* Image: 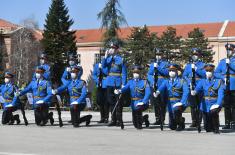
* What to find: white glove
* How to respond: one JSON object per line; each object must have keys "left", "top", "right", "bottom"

{"left": 191, "top": 90, "right": 197, "bottom": 96}
{"left": 121, "top": 85, "right": 125, "bottom": 88}
{"left": 154, "top": 63, "right": 158, "bottom": 68}
{"left": 226, "top": 58, "right": 230, "bottom": 64}
{"left": 5, "top": 104, "right": 13, "bottom": 108}
{"left": 36, "top": 100, "right": 44, "bottom": 104}
{"left": 173, "top": 102, "right": 183, "bottom": 108}
{"left": 98, "top": 63, "right": 102, "bottom": 68}
{"left": 191, "top": 64, "right": 197, "bottom": 70}
{"left": 136, "top": 102, "right": 144, "bottom": 106}
{"left": 66, "top": 67, "right": 71, "bottom": 72}
{"left": 71, "top": 101, "right": 78, "bottom": 105}
{"left": 105, "top": 49, "right": 109, "bottom": 58}
{"left": 210, "top": 104, "right": 220, "bottom": 110}
{"left": 52, "top": 89, "right": 57, "bottom": 95}
{"left": 224, "top": 78, "right": 227, "bottom": 85}
{"left": 14, "top": 91, "right": 20, "bottom": 97}
{"left": 114, "top": 89, "right": 121, "bottom": 95}
{"left": 153, "top": 91, "right": 160, "bottom": 98}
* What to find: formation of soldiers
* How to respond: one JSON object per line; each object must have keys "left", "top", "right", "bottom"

{"left": 1, "top": 41, "right": 235, "bottom": 134}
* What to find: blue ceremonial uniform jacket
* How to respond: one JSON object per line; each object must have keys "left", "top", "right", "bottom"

{"left": 92, "top": 63, "right": 108, "bottom": 89}
{"left": 158, "top": 77, "right": 189, "bottom": 113}
{"left": 102, "top": 55, "right": 127, "bottom": 87}
{"left": 33, "top": 64, "right": 51, "bottom": 81}
{"left": 147, "top": 60, "right": 169, "bottom": 88}
{"left": 20, "top": 79, "right": 52, "bottom": 108}
{"left": 0, "top": 83, "right": 19, "bottom": 110}
{"left": 121, "top": 79, "right": 151, "bottom": 111}
{"left": 183, "top": 61, "right": 206, "bottom": 85}
{"left": 195, "top": 78, "right": 225, "bottom": 112}
{"left": 61, "top": 64, "right": 83, "bottom": 85}
{"left": 214, "top": 56, "right": 235, "bottom": 90}
{"left": 57, "top": 78, "right": 87, "bottom": 106}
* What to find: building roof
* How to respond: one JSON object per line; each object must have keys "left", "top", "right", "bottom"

{"left": 0, "top": 18, "right": 18, "bottom": 30}
{"left": 76, "top": 21, "right": 235, "bottom": 43}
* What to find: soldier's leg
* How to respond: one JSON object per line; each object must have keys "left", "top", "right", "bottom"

{"left": 13, "top": 114, "right": 21, "bottom": 125}
{"left": 132, "top": 110, "right": 138, "bottom": 128}
{"left": 97, "top": 87, "right": 105, "bottom": 123}
{"left": 103, "top": 88, "right": 109, "bottom": 123}
{"left": 2, "top": 110, "right": 11, "bottom": 125}
{"left": 174, "top": 108, "right": 185, "bottom": 131}
{"left": 34, "top": 108, "right": 41, "bottom": 126}
{"left": 169, "top": 112, "right": 177, "bottom": 130}
{"left": 76, "top": 104, "right": 92, "bottom": 126}
{"left": 72, "top": 105, "right": 79, "bottom": 127}
{"left": 230, "top": 91, "right": 235, "bottom": 129}
{"left": 189, "top": 95, "right": 197, "bottom": 127}
{"left": 151, "top": 95, "right": 160, "bottom": 125}
{"left": 40, "top": 105, "right": 49, "bottom": 126}
{"left": 135, "top": 110, "right": 143, "bottom": 129}
{"left": 107, "top": 86, "right": 117, "bottom": 126}
{"left": 116, "top": 98, "right": 123, "bottom": 126}
{"left": 223, "top": 93, "right": 232, "bottom": 129}
{"left": 210, "top": 108, "right": 221, "bottom": 134}
{"left": 202, "top": 112, "right": 212, "bottom": 132}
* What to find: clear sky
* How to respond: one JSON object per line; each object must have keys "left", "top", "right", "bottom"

{"left": 0, "top": 0, "right": 234, "bottom": 30}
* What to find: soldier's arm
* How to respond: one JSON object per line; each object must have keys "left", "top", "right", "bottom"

{"left": 20, "top": 82, "right": 33, "bottom": 96}
{"left": 43, "top": 82, "right": 53, "bottom": 103}
{"left": 229, "top": 59, "right": 235, "bottom": 71}
{"left": 142, "top": 83, "right": 151, "bottom": 104}
{"left": 182, "top": 64, "right": 190, "bottom": 81}
{"left": 120, "top": 81, "right": 130, "bottom": 93}
{"left": 92, "top": 64, "right": 99, "bottom": 85}
{"left": 214, "top": 61, "right": 224, "bottom": 79}
{"left": 180, "top": 81, "right": 189, "bottom": 106}
{"left": 157, "top": 80, "right": 167, "bottom": 93}
{"left": 147, "top": 64, "right": 154, "bottom": 87}
{"left": 77, "top": 66, "right": 83, "bottom": 79}
{"left": 76, "top": 85, "right": 87, "bottom": 104}
{"left": 122, "top": 62, "right": 127, "bottom": 85}
{"left": 195, "top": 63, "right": 206, "bottom": 78}
{"left": 61, "top": 68, "right": 69, "bottom": 84}
{"left": 57, "top": 82, "right": 70, "bottom": 94}
{"left": 216, "top": 82, "right": 225, "bottom": 106}
{"left": 158, "top": 64, "right": 169, "bottom": 76}
{"left": 195, "top": 80, "right": 203, "bottom": 93}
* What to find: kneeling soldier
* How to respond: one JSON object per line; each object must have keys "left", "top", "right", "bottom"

{"left": 114, "top": 65, "right": 150, "bottom": 129}
{"left": 52, "top": 66, "right": 92, "bottom": 127}
{"left": 0, "top": 72, "right": 20, "bottom": 125}
{"left": 191, "top": 64, "right": 225, "bottom": 134}
{"left": 19, "top": 67, "right": 54, "bottom": 126}
{"left": 154, "top": 64, "right": 189, "bottom": 131}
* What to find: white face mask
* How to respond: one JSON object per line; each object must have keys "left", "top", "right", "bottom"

{"left": 133, "top": 73, "right": 140, "bottom": 79}
{"left": 69, "top": 61, "right": 75, "bottom": 66}
{"left": 206, "top": 71, "right": 213, "bottom": 79}
{"left": 109, "top": 48, "right": 115, "bottom": 55}
{"left": 71, "top": 73, "right": 77, "bottom": 79}
{"left": 40, "top": 59, "right": 45, "bottom": 65}
{"left": 192, "top": 55, "right": 198, "bottom": 62}
{"left": 35, "top": 73, "right": 41, "bottom": 79}
{"left": 4, "top": 78, "right": 10, "bottom": 84}
{"left": 156, "top": 55, "right": 162, "bottom": 60}
{"left": 169, "top": 71, "right": 176, "bottom": 78}
{"left": 227, "top": 50, "right": 234, "bottom": 57}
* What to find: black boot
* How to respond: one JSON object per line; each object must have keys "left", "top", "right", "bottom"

{"left": 190, "top": 121, "right": 197, "bottom": 128}
{"left": 153, "top": 118, "right": 161, "bottom": 125}
{"left": 176, "top": 117, "right": 185, "bottom": 131}
{"left": 143, "top": 114, "right": 150, "bottom": 128}
{"left": 14, "top": 114, "right": 21, "bottom": 125}
{"left": 49, "top": 112, "right": 54, "bottom": 125}
{"left": 222, "top": 122, "right": 231, "bottom": 129}
{"left": 136, "top": 113, "right": 143, "bottom": 130}
{"left": 8, "top": 114, "right": 14, "bottom": 125}
{"left": 85, "top": 115, "right": 92, "bottom": 126}
{"left": 108, "top": 121, "right": 117, "bottom": 126}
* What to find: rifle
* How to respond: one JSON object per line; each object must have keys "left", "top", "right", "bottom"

{"left": 153, "top": 48, "right": 163, "bottom": 131}
{"left": 226, "top": 50, "right": 230, "bottom": 93}
{"left": 112, "top": 82, "right": 124, "bottom": 129}
{"left": 191, "top": 59, "right": 201, "bottom": 133}
{"left": 98, "top": 48, "right": 103, "bottom": 88}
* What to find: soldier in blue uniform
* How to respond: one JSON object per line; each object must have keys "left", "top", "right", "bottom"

{"left": 33, "top": 53, "right": 51, "bottom": 81}
{"left": 191, "top": 64, "right": 225, "bottom": 134}
{"left": 115, "top": 65, "right": 150, "bottom": 129}
{"left": 215, "top": 43, "right": 235, "bottom": 129}
{"left": 102, "top": 42, "right": 127, "bottom": 126}
{"left": 52, "top": 66, "right": 92, "bottom": 127}
{"left": 154, "top": 64, "right": 189, "bottom": 131}
{"left": 92, "top": 56, "right": 109, "bottom": 123}
{"left": 0, "top": 72, "right": 21, "bottom": 125}
{"left": 19, "top": 67, "right": 54, "bottom": 126}
{"left": 182, "top": 48, "right": 206, "bottom": 127}
{"left": 147, "top": 48, "right": 169, "bottom": 125}
{"left": 61, "top": 53, "right": 83, "bottom": 85}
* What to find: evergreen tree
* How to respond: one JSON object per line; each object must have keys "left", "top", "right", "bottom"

{"left": 97, "top": 0, "right": 127, "bottom": 47}
{"left": 124, "top": 26, "right": 158, "bottom": 77}
{"left": 41, "top": 0, "right": 77, "bottom": 84}
{"left": 183, "top": 28, "right": 214, "bottom": 63}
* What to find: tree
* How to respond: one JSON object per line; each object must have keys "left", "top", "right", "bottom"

{"left": 97, "top": 0, "right": 127, "bottom": 47}
{"left": 41, "top": 0, "right": 77, "bottom": 84}
{"left": 124, "top": 26, "right": 158, "bottom": 77}
{"left": 20, "top": 15, "right": 39, "bottom": 30}
{"left": 183, "top": 28, "right": 214, "bottom": 63}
